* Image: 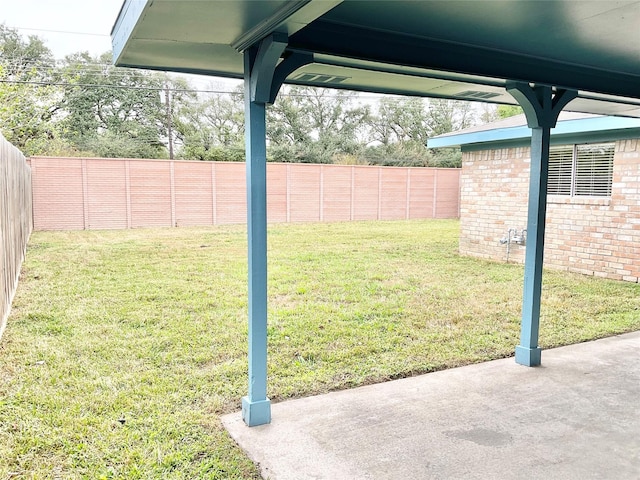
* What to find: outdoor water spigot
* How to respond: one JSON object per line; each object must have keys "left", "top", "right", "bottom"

{"left": 513, "top": 230, "right": 526, "bottom": 245}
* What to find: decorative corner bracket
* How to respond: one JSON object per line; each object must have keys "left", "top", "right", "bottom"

{"left": 269, "top": 51, "right": 314, "bottom": 104}
{"left": 247, "top": 32, "right": 288, "bottom": 104}
{"left": 245, "top": 33, "right": 314, "bottom": 105}
{"left": 506, "top": 82, "right": 578, "bottom": 129}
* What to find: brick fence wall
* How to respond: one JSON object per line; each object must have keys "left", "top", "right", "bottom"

{"left": 460, "top": 139, "right": 640, "bottom": 282}
{"left": 30, "top": 157, "right": 460, "bottom": 231}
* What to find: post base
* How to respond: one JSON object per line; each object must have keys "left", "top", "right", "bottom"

{"left": 242, "top": 396, "right": 271, "bottom": 426}
{"left": 515, "top": 345, "right": 542, "bottom": 366}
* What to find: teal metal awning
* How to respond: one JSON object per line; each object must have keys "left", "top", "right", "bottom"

{"left": 111, "top": 0, "right": 640, "bottom": 427}
{"left": 112, "top": 0, "right": 640, "bottom": 116}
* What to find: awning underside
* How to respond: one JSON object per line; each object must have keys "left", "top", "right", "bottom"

{"left": 112, "top": 0, "right": 640, "bottom": 116}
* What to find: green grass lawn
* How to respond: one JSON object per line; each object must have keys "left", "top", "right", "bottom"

{"left": 1, "top": 219, "right": 639, "bottom": 478}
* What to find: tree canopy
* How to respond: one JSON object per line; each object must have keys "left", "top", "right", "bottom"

{"left": 0, "top": 25, "right": 512, "bottom": 166}
{"left": 0, "top": 24, "right": 59, "bottom": 154}
{"left": 268, "top": 86, "right": 370, "bottom": 164}
{"left": 59, "top": 51, "right": 169, "bottom": 158}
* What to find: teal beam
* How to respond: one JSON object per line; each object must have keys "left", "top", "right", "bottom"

{"left": 241, "top": 35, "right": 310, "bottom": 426}
{"left": 506, "top": 83, "right": 577, "bottom": 367}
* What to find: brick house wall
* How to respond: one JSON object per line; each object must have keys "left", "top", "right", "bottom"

{"left": 460, "top": 139, "right": 640, "bottom": 282}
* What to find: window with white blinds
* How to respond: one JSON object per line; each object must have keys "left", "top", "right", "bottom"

{"left": 547, "top": 142, "right": 614, "bottom": 197}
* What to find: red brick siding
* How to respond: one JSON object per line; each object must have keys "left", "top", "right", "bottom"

{"left": 289, "top": 164, "right": 321, "bottom": 223}
{"left": 434, "top": 168, "right": 463, "bottom": 218}
{"left": 266, "top": 165, "right": 287, "bottom": 223}
{"left": 460, "top": 140, "right": 640, "bottom": 282}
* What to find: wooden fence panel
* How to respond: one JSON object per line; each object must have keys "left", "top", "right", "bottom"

{"left": 1, "top": 133, "right": 33, "bottom": 340}
{"left": 29, "top": 157, "right": 460, "bottom": 230}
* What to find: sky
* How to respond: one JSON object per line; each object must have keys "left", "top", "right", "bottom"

{"left": 1, "top": 0, "right": 123, "bottom": 58}
{"left": 0, "top": 0, "right": 240, "bottom": 91}
{"left": 0, "top": 0, "right": 489, "bottom": 106}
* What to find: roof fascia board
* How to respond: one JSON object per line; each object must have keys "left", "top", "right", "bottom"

{"left": 114, "top": 63, "right": 245, "bottom": 80}
{"left": 111, "top": 0, "right": 150, "bottom": 64}
{"left": 290, "top": 21, "right": 640, "bottom": 99}
{"left": 429, "top": 117, "right": 640, "bottom": 148}
{"left": 459, "top": 129, "right": 640, "bottom": 153}
{"left": 232, "top": 0, "right": 343, "bottom": 52}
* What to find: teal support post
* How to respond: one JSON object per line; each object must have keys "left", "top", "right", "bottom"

{"left": 241, "top": 35, "right": 311, "bottom": 426}
{"left": 516, "top": 125, "right": 550, "bottom": 366}
{"left": 242, "top": 53, "right": 271, "bottom": 426}
{"left": 506, "top": 83, "right": 577, "bottom": 367}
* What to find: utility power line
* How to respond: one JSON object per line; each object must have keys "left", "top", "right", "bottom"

{"left": 10, "top": 26, "right": 109, "bottom": 37}
{"left": 0, "top": 78, "right": 237, "bottom": 95}
{"left": 0, "top": 77, "right": 400, "bottom": 101}
{"left": 0, "top": 58, "right": 398, "bottom": 100}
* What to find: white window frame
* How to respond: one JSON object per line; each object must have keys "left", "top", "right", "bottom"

{"left": 548, "top": 142, "right": 614, "bottom": 197}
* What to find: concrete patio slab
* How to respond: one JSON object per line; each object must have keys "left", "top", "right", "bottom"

{"left": 222, "top": 332, "right": 640, "bottom": 480}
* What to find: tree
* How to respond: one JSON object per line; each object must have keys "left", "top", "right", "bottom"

{"left": 0, "top": 24, "right": 53, "bottom": 78}
{"left": 497, "top": 104, "right": 523, "bottom": 119}
{"left": 156, "top": 74, "right": 196, "bottom": 159}
{"left": 0, "top": 25, "right": 65, "bottom": 155}
{"left": 363, "top": 97, "right": 475, "bottom": 167}
{"left": 58, "top": 51, "right": 168, "bottom": 158}
{"left": 363, "top": 97, "right": 429, "bottom": 166}
{"left": 268, "top": 86, "right": 370, "bottom": 163}
{"left": 423, "top": 99, "right": 476, "bottom": 167}
{"left": 425, "top": 98, "right": 475, "bottom": 137}
{"left": 474, "top": 103, "right": 524, "bottom": 126}
{"left": 174, "top": 87, "right": 244, "bottom": 161}
{"left": 369, "top": 97, "right": 428, "bottom": 145}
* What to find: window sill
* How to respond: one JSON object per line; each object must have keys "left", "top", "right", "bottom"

{"left": 547, "top": 195, "right": 611, "bottom": 206}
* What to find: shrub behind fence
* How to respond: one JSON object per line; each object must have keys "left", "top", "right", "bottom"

{"left": 0, "top": 134, "right": 33, "bottom": 339}
{"left": 30, "top": 157, "right": 460, "bottom": 231}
